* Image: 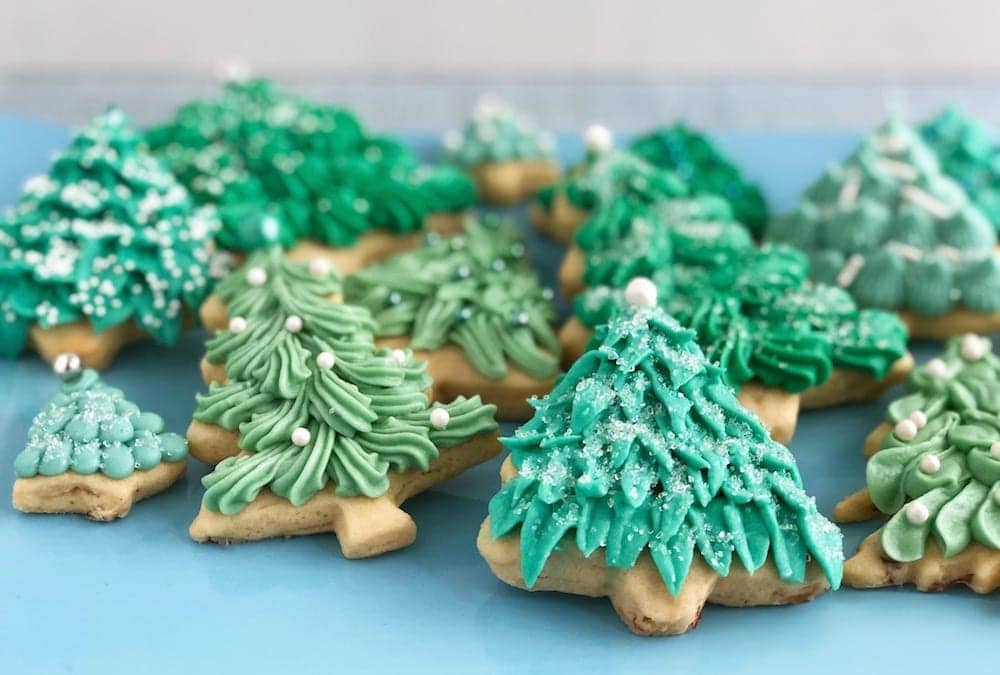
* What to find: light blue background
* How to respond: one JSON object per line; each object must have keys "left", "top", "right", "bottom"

{"left": 0, "top": 116, "right": 996, "bottom": 675}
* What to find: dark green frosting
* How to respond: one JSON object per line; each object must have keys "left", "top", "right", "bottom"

{"left": 144, "top": 79, "right": 476, "bottom": 251}
{"left": 489, "top": 305, "right": 844, "bottom": 595}
{"left": 629, "top": 123, "right": 770, "bottom": 237}
{"left": 344, "top": 215, "right": 560, "bottom": 380}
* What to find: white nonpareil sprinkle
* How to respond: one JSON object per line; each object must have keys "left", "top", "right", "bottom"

{"left": 624, "top": 277, "right": 658, "bottom": 309}
{"left": 228, "top": 316, "right": 248, "bottom": 334}
{"left": 919, "top": 453, "right": 941, "bottom": 474}
{"left": 908, "top": 410, "right": 928, "bottom": 429}
{"left": 429, "top": 407, "right": 450, "bottom": 430}
{"left": 290, "top": 427, "right": 311, "bottom": 447}
{"left": 316, "top": 351, "right": 336, "bottom": 369}
{"left": 905, "top": 501, "right": 930, "bottom": 525}
{"left": 308, "top": 258, "right": 331, "bottom": 277}
{"left": 925, "top": 358, "right": 949, "bottom": 379}
{"left": 284, "top": 315, "right": 303, "bottom": 333}
{"left": 894, "top": 418, "right": 918, "bottom": 441}
{"left": 959, "top": 333, "right": 986, "bottom": 362}
{"left": 389, "top": 349, "right": 407, "bottom": 365}
{"left": 583, "top": 124, "right": 613, "bottom": 153}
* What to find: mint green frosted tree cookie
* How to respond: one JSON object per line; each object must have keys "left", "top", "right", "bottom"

{"left": 478, "top": 281, "right": 843, "bottom": 636}
{"left": 12, "top": 353, "right": 189, "bottom": 520}
{"left": 186, "top": 246, "right": 499, "bottom": 558}
{"left": 0, "top": 107, "right": 220, "bottom": 368}
{"left": 837, "top": 334, "right": 1000, "bottom": 593}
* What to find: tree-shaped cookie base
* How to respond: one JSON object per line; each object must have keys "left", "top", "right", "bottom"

{"left": 344, "top": 216, "right": 561, "bottom": 420}
{"left": 835, "top": 334, "right": 1000, "bottom": 592}
{"left": 0, "top": 108, "right": 220, "bottom": 369}
{"left": 186, "top": 247, "right": 499, "bottom": 558}
{"left": 479, "top": 283, "right": 843, "bottom": 635}
{"left": 12, "top": 354, "right": 188, "bottom": 520}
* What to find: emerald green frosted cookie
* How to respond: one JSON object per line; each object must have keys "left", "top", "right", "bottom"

{"left": 186, "top": 245, "right": 499, "bottom": 558}
{"left": 837, "top": 334, "right": 1000, "bottom": 593}
{"left": 145, "top": 78, "right": 476, "bottom": 251}
{"left": 478, "top": 282, "right": 843, "bottom": 636}
{"left": 0, "top": 108, "right": 221, "bottom": 368}
{"left": 12, "top": 354, "right": 188, "bottom": 520}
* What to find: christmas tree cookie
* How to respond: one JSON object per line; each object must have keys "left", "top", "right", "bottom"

{"left": 185, "top": 246, "right": 499, "bottom": 558}
{"left": 12, "top": 354, "right": 188, "bottom": 520}
{"left": 530, "top": 124, "right": 689, "bottom": 244}
{"left": 558, "top": 197, "right": 912, "bottom": 442}
{"left": 442, "top": 97, "right": 560, "bottom": 205}
{"left": 629, "top": 122, "right": 769, "bottom": 237}
{"left": 835, "top": 334, "right": 1000, "bottom": 593}
{"left": 478, "top": 282, "right": 844, "bottom": 636}
{"left": 0, "top": 108, "right": 220, "bottom": 369}
{"left": 344, "top": 215, "right": 560, "bottom": 420}
{"left": 144, "top": 78, "right": 475, "bottom": 273}
{"left": 920, "top": 106, "right": 1000, "bottom": 234}
{"left": 767, "top": 119, "right": 1000, "bottom": 339}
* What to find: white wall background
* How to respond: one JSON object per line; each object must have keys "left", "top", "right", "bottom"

{"left": 3, "top": 0, "right": 1000, "bottom": 129}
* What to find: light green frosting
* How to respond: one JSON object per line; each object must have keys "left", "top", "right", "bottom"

{"left": 194, "top": 247, "right": 498, "bottom": 512}
{"left": 443, "top": 97, "right": 555, "bottom": 166}
{"left": 14, "top": 368, "right": 187, "bottom": 479}
{"left": 573, "top": 198, "right": 909, "bottom": 393}
{"left": 865, "top": 335, "right": 1000, "bottom": 561}
{"left": 144, "top": 78, "right": 476, "bottom": 252}
{"left": 0, "top": 107, "right": 221, "bottom": 358}
{"left": 489, "top": 306, "right": 843, "bottom": 595}
{"left": 344, "top": 215, "right": 560, "bottom": 380}
{"left": 767, "top": 119, "right": 1000, "bottom": 315}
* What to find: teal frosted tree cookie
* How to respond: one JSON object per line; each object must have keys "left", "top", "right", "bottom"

{"left": 530, "top": 124, "right": 689, "bottom": 243}
{"left": 344, "top": 215, "right": 560, "bottom": 419}
{"left": 0, "top": 107, "right": 220, "bottom": 369}
{"left": 186, "top": 246, "right": 499, "bottom": 558}
{"left": 442, "top": 96, "right": 560, "bottom": 205}
{"left": 477, "top": 282, "right": 843, "bottom": 636}
{"left": 767, "top": 119, "right": 1000, "bottom": 338}
{"left": 144, "top": 78, "right": 475, "bottom": 259}
{"left": 629, "top": 122, "right": 769, "bottom": 237}
{"left": 559, "top": 196, "right": 912, "bottom": 442}
{"left": 836, "top": 334, "right": 1000, "bottom": 593}
{"left": 12, "top": 354, "right": 189, "bottom": 520}
{"left": 921, "top": 107, "right": 1000, "bottom": 234}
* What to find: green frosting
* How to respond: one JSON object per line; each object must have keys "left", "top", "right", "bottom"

{"left": 573, "top": 197, "right": 908, "bottom": 393}
{"left": 489, "top": 305, "right": 843, "bottom": 595}
{"left": 0, "top": 108, "right": 220, "bottom": 357}
{"left": 767, "top": 119, "right": 1000, "bottom": 315}
{"left": 443, "top": 97, "right": 555, "bottom": 166}
{"left": 629, "top": 123, "right": 769, "bottom": 237}
{"left": 14, "top": 367, "right": 187, "bottom": 479}
{"left": 921, "top": 107, "right": 1000, "bottom": 234}
{"left": 193, "top": 247, "right": 498, "bottom": 512}
{"left": 144, "top": 79, "right": 476, "bottom": 252}
{"left": 344, "top": 215, "right": 560, "bottom": 380}
{"left": 865, "top": 335, "right": 1000, "bottom": 562}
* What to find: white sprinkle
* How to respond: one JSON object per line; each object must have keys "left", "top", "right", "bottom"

{"left": 290, "top": 427, "right": 311, "bottom": 447}
{"left": 874, "top": 157, "right": 918, "bottom": 182}
{"left": 245, "top": 266, "right": 267, "bottom": 286}
{"left": 429, "top": 407, "right": 450, "bottom": 430}
{"left": 837, "top": 167, "right": 862, "bottom": 207}
{"left": 284, "top": 315, "right": 303, "bottom": 333}
{"left": 53, "top": 353, "right": 81, "bottom": 377}
{"left": 894, "top": 419, "right": 918, "bottom": 441}
{"left": 389, "top": 349, "right": 407, "bottom": 365}
{"left": 583, "top": 124, "right": 613, "bottom": 153}
{"left": 229, "top": 316, "right": 248, "bottom": 334}
{"left": 624, "top": 277, "right": 658, "bottom": 309}
{"left": 308, "top": 258, "right": 331, "bottom": 277}
{"left": 908, "top": 410, "right": 928, "bottom": 429}
{"left": 316, "top": 351, "right": 336, "bottom": 369}
{"left": 925, "top": 358, "right": 949, "bottom": 379}
{"left": 900, "top": 185, "right": 954, "bottom": 220}
{"left": 960, "top": 333, "right": 986, "bottom": 362}
{"left": 836, "top": 253, "right": 865, "bottom": 288}
{"left": 919, "top": 453, "right": 941, "bottom": 474}
{"left": 905, "top": 501, "right": 930, "bottom": 525}
{"left": 990, "top": 441, "right": 1000, "bottom": 460}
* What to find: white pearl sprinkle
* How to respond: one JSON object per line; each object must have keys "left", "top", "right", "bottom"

{"left": 316, "top": 351, "right": 336, "bottom": 369}
{"left": 245, "top": 266, "right": 267, "bottom": 286}
{"left": 925, "top": 358, "right": 948, "bottom": 379}
{"left": 429, "top": 407, "right": 450, "bottom": 430}
{"left": 919, "top": 453, "right": 941, "bottom": 474}
{"left": 228, "top": 316, "right": 248, "bottom": 334}
{"left": 894, "top": 419, "right": 918, "bottom": 441}
{"left": 284, "top": 315, "right": 303, "bottom": 333}
{"left": 905, "top": 501, "right": 930, "bottom": 525}
{"left": 989, "top": 441, "right": 1000, "bottom": 460}
{"left": 291, "top": 427, "right": 311, "bottom": 447}
{"left": 624, "top": 277, "right": 658, "bottom": 309}
{"left": 959, "top": 333, "right": 986, "bottom": 362}
{"left": 583, "top": 124, "right": 613, "bottom": 153}
{"left": 53, "top": 353, "right": 81, "bottom": 376}
{"left": 389, "top": 349, "right": 407, "bottom": 365}
{"left": 309, "top": 259, "right": 331, "bottom": 277}
{"left": 908, "top": 410, "right": 928, "bottom": 429}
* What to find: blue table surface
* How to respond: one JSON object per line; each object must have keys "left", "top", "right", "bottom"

{"left": 0, "top": 115, "right": 996, "bottom": 675}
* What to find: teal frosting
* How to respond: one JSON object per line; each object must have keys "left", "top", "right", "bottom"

{"left": 0, "top": 108, "right": 221, "bottom": 357}
{"left": 865, "top": 335, "right": 1000, "bottom": 561}
{"left": 489, "top": 306, "right": 844, "bottom": 595}
{"left": 629, "top": 122, "right": 770, "bottom": 237}
{"left": 920, "top": 106, "right": 1000, "bottom": 234}
{"left": 144, "top": 78, "right": 476, "bottom": 251}
{"left": 443, "top": 97, "right": 555, "bottom": 166}
{"left": 573, "top": 197, "right": 909, "bottom": 393}
{"left": 767, "top": 119, "right": 999, "bottom": 315}
{"left": 14, "top": 368, "right": 187, "bottom": 479}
